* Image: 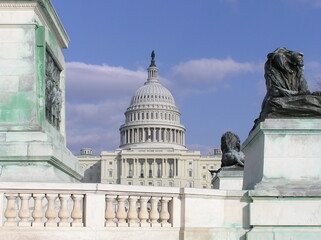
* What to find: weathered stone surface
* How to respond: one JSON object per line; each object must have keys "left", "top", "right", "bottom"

{"left": 243, "top": 119, "right": 321, "bottom": 190}
{"left": 0, "top": 1, "right": 82, "bottom": 182}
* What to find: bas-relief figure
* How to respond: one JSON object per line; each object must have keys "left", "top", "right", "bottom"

{"left": 252, "top": 47, "right": 321, "bottom": 131}
{"left": 45, "top": 52, "right": 62, "bottom": 130}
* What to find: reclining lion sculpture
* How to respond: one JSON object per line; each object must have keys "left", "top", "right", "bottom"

{"left": 252, "top": 47, "right": 321, "bottom": 132}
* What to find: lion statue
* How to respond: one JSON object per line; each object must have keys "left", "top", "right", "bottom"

{"left": 220, "top": 131, "right": 244, "bottom": 168}
{"left": 251, "top": 47, "right": 321, "bottom": 132}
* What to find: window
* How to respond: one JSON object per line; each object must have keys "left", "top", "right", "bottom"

{"left": 210, "top": 166, "right": 214, "bottom": 169}
{"left": 109, "top": 171, "right": 113, "bottom": 177}
{"left": 140, "top": 182, "right": 144, "bottom": 186}
{"left": 148, "top": 182, "right": 153, "bottom": 186}
{"left": 203, "top": 174, "right": 206, "bottom": 179}
{"left": 203, "top": 186, "right": 207, "bottom": 189}
{"left": 202, "top": 166, "right": 206, "bottom": 169}
{"left": 189, "top": 162, "right": 192, "bottom": 165}
{"left": 109, "top": 161, "right": 113, "bottom": 165}
{"left": 169, "top": 182, "right": 173, "bottom": 187}
{"left": 128, "top": 182, "right": 132, "bottom": 185}
{"left": 188, "top": 171, "right": 192, "bottom": 177}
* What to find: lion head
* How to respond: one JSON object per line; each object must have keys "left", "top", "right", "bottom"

{"left": 264, "top": 47, "right": 309, "bottom": 97}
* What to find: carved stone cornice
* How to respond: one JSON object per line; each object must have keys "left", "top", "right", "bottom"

{"left": 0, "top": 1, "right": 69, "bottom": 48}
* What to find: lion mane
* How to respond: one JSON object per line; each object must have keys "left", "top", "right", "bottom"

{"left": 264, "top": 47, "right": 309, "bottom": 97}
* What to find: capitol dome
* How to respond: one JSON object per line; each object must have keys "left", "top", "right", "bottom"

{"left": 119, "top": 51, "right": 186, "bottom": 150}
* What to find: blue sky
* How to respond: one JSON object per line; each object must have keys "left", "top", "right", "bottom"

{"left": 51, "top": 0, "right": 321, "bottom": 155}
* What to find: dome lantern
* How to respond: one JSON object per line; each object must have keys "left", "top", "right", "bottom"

{"left": 147, "top": 50, "right": 158, "bottom": 83}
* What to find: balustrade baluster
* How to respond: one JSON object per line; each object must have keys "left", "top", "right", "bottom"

{"left": 71, "top": 194, "right": 84, "bottom": 227}
{"left": 138, "top": 196, "right": 150, "bottom": 227}
{"left": 58, "top": 194, "right": 71, "bottom": 227}
{"left": 127, "top": 196, "right": 138, "bottom": 227}
{"left": 32, "top": 194, "right": 45, "bottom": 227}
{"left": 4, "top": 193, "right": 18, "bottom": 226}
{"left": 18, "top": 193, "right": 31, "bottom": 227}
{"left": 149, "top": 197, "right": 160, "bottom": 227}
{"left": 159, "top": 197, "right": 171, "bottom": 227}
{"left": 45, "top": 194, "right": 58, "bottom": 227}
{"left": 116, "top": 195, "right": 128, "bottom": 227}
{"left": 105, "top": 195, "right": 117, "bottom": 227}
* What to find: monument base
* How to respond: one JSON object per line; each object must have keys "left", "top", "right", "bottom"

{"left": 212, "top": 166, "right": 244, "bottom": 190}
{"left": 0, "top": 125, "right": 83, "bottom": 182}
{"left": 242, "top": 119, "right": 321, "bottom": 190}
{"left": 247, "top": 188, "right": 321, "bottom": 240}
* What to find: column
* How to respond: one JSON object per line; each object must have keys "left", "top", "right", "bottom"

{"left": 176, "top": 159, "right": 178, "bottom": 176}
{"left": 143, "top": 128, "right": 146, "bottom": 142}
{"left": 135, "top": 159, "right": 139, "bottom": 177}
{"left": 135, "top": 128, "right": 138, "bottom": 143}
{"left": 145, "top": 159, "right": 148, "bottom": 178}
{"left": 148, "top": 128, "right": 151, "bottom": 142}
{"left": 183, "top": 132, "right": 185, "bottom": 145}
{"left": 153, "top": 159, "right": 156, "bottom": 178}
{"left": 176, "top": 130, "right": 178, "bottom": 144}
{"left": 164, "top": 159, "right": 167, "bottom": 178}
{"left": 153, "top": 128, "right": 156, "bottom": 142}
{"left": 133, "top": 129, "right": 136, "bottom": 143}
{"left": 173, "top": 159, "right": 175, "bottom": 178}
{"left": 131, "top": 129, "right": 134, "bottom": 143}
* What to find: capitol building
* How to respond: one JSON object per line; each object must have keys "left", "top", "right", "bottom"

{"left": 78, "top": 52, "right": 221, "bottom": 188}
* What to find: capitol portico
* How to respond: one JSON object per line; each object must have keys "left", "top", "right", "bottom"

{"left": 78, "top": 52, "right": 221, "bottom": 188}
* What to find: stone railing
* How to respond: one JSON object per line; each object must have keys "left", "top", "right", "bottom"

{"left": 3, "top": 193, "right": 84, "bottom": 227}
{"left": 0, "top": 183, "right": 179, "bottom": 228}
{"left": 0, "top": 183, "right": 249, "bottom": 240}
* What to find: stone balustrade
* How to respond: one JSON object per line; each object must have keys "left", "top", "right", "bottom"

{"left": 0, "top": 182, "right": 249, "bottom": 240}
{"left": 3, "top": 193, "right": 84, "bottom": 227}
{"left": 0, "top": 183, "right": 176, "bottom": 228}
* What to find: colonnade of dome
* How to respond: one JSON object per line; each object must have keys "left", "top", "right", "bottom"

{"left": 120, "top": 127, "right": 185, "bottom": 145}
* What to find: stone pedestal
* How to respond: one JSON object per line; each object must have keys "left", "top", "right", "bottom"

{"left": 242, "top": 119, "right": 321, "bottom": 190}
{"left": 212, "top": 166, "right": 244, "bottom": 190}
{"left": 0, "top": 1, "right": 83, "bottom": 182}
{"left": 243, "top": 119, "right": 321, "bottom": 239}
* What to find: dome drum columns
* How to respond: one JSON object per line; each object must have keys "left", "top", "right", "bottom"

{"left": 120, "top": 127, "right": 185, "bottom": 146}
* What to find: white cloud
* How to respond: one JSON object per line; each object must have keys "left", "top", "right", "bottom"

{"left": 65, "top": 62, "right": 152, "bottom": 154}
{"left": 170, "top": 58, "right": 257, "bottom": 83}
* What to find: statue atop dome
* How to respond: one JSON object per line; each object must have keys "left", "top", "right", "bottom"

{"left": 149, "top": 50, "right": 156, "bottom": 67}
{"left": 251, "top": 47, "right": 321, "bottom": 132}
